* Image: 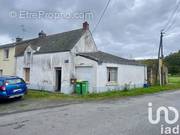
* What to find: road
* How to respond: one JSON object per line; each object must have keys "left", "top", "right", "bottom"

{"left": 0, "top": 90, "right": 180, "bottom": 135}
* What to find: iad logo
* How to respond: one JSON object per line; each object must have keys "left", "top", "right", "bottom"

{"left": 148, "top": 102, "right": 179, "bottom": 135}
{"left": 148, "top": 102, "right": 179, "bottom": 124}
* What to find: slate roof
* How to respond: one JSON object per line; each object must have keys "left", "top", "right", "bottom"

{"left": 0, "top": 43, "right": 16, "bottom": 49}
{"left": 0, "top": 28, "right": 84, "bottom": 56}
{"left": 77, "top": 51, "right": 144, "bottom": 66}
{"left": 15, "top": 28, "right": 84, "bottom": 56}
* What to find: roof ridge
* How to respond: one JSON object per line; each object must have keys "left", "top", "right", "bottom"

{"left": 16, "top": 28, "right": 83, "bottom": 45}
{"left": 46, "top": 28, "right": 83, "bottom": 38}
{"left": 15, "top": 28, "right": 84, "bottom": 56}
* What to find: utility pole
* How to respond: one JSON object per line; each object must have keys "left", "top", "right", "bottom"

{"left": 158, "top": 30, "right": 164, "bottom": 86}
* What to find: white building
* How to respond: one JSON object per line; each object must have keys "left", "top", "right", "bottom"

{"left": 15, "top": 22, "right": 147, "bottom": 94}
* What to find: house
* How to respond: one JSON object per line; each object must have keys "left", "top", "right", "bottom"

{"left": 76, "top": 51, "right": 147, "bottom": 93}
{"left": 0, "top": 41, "right": 18, "bottom": 76}
{"left": 0, "top": 22, "right": 147, "bottom": 94}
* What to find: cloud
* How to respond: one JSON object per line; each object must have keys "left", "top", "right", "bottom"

{"left": 0, "top": 35, "right": 12, "bottom": 44}
{"left": 0, "top": 0, "right": 179, "bottom": 59}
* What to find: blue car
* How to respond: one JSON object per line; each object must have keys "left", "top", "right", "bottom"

{"left": 0, "top": 76, "right": 27, "bottom": 99}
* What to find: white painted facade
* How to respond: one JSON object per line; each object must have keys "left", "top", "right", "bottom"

{"left": 16, "top": 52, "right": 73, "bottom": 93}
{"left": 16, "top": 30, "right": 98, "bottom": 94}
{"left": 16, "top": 30, "right": 147, "bottom": 94}
{"left": 75, "top": 56, "right": 98, "bottom": 93}
{"left": 96, "top": 63, "right": 147, "bottom": 92}
{"left": 75, "top": 56, "right": 147, "bottom": 93}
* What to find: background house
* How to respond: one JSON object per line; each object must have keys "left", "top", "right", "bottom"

{"left": 0, "top": 42, "right": 18, "bottom": 76}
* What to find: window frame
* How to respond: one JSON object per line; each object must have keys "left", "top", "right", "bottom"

{"left": 6, "top": 78, "right": 24, "bottom": 85}
{"left": 3, "top": 48, "right": 9, "bottom": 60}
{"left": 0, "top": 80, "right": 4, "bottom": 86}
{"left": 107, "top": 67, "right": 118, "bottom": 83}
{"left": 24, "top": 68, "right": 30, "bottom": 83}
{"left": 26, "top": 52, "right": 31, "bottom": 65}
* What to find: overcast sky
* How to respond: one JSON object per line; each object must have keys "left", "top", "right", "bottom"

{"left": 0, "top": 0, "right": 180, "bottom": 59}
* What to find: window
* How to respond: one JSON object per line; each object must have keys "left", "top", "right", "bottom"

{"left": 24, "top": 68, "right": 30, "bottom": 82}
{"left": 107, "top": 67, "right": 118, "bottom": 82}
{"left": 0, "top": 80, "right": 4, "bottom": 86}
{"left": 6, "top": 79, "right": 24, "bottom": 85}
{"left": 25, "top": 51, "right": 32, "bottom": 65}
{"left": 27, "top": 52, "right": 31, "bottom": 64}
{"left": 4, "top": 48, "right": 9, "bottom": 59}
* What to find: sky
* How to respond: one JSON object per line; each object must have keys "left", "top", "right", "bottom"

{"left": 0, "top": 0, "right": 180, "bottom": 59}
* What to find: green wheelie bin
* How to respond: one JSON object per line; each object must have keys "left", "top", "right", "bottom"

{"left": 81, "top": 81, "right": 88, "bottom": 95}
{"left": 75, "top": 82, "right": 82, "bottom": 95}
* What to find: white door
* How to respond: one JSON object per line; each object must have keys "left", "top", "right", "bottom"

{"left": 75, "top": 66, "right": 93, "bottom": 93}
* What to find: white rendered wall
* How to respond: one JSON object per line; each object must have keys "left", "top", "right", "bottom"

{"left": 16, "top": 52, "right": 73, "bottom": 94}
{"left": 96, "top": 63, "right": 147, "bottom": 93}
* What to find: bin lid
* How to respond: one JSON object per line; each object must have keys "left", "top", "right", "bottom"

{"left": 76, "top": 80, "right": 83, "bottom": 82}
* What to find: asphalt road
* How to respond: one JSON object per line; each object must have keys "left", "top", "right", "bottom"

{"left": 0, "top": 90, "right": 180, "bottom": 135}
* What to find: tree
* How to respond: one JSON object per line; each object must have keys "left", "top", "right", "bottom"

{"left": 164, "top": 51, "right": 180, "bottom": 75}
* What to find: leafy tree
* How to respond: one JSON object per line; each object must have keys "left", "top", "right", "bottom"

{"left": 164, "top": 50, "right": 180, "bottom": 75}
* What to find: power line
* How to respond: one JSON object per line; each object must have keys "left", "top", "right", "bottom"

{"left": 163, "top": 0, "right": 180, "bottom": 31}
{"left": 163, "top": 0, "right": 180, "bottom": 32}
{"left": 92, "top": 0, "right": 111, "bottom": 33}
{"left": 164, "top": 11, "right": 180, "bottom": 33}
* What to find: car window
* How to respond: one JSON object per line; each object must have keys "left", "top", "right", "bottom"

{"left": 0, "top": 80, "right": 4, "bottom": 86}
{"left": 6, "top": 79, "right": 24, "bottom": 85}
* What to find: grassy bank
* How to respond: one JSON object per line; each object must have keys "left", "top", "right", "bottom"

{"left": 85, "top": 83, "right": 180, "bottom": 100}
{"left": 169, "top": 76, "right": 180, "bottom": 83}
{"left": 25, "top": 78, "right": 180, "bottom": 100}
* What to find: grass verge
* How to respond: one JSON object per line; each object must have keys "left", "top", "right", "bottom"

{"left": 25, "top": 82, "right": 180, "bottom": 100}
{"left": 168, "top": 76, "right": 180, "bottom": 83}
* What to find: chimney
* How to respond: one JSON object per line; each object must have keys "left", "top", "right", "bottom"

{"left": 16, "top": 37, "right": 23, "bottom": 42}
{"left": 38, "top": 30, "right": 46, "bottom": 38}
{"left": 83, "top": 21, "right": 89, "bottom": 31}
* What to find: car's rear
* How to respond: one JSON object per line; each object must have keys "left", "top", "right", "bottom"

{"left": 0, "top": 77, "right": 27, "bottom": 99}
{"left": 0, "top": 79, "right": 6, "bottom": 98}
